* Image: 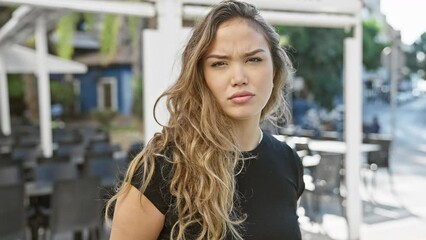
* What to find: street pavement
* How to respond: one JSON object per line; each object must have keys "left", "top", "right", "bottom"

{"left": 300, "top": 95, "right": 426, "bottom": 240}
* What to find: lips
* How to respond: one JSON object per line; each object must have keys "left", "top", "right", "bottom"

{"left": 229, "top": 91, "right": 255, "bottom": 103}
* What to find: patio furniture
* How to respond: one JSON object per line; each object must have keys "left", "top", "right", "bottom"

{"left": 45, "top": 177, "right": 103, "bottom": 240}
{"left": 0, "top": 184, "right": 26, "bottom": 240}
{"left": 303, "top": 153, "right": 345, "bottom": 223}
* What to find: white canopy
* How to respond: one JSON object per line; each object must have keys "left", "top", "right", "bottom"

{"left": 3, "top": 44, "right": 87, "bottom": 74}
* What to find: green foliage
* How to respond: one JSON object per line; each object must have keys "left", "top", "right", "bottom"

{"left": 276, "top": 26, "right": 345, "bottom": 109}
{"left": 0, "top": 7, "right": 14, "bottom": 27}
{"left": 132, "top": 74, "right": 144, "bottom": 118}
{"left": 276, "top": 21, "right": 387, "bottom": 109}
{"left": 406, "top": 32, "right": 426, "bottom": 75}
{"left": 83, "top": 13, "right": 95, "bottom": 31}
{"left": 55, "top": 13, "right": 80, "bottom": 59}
{"left": 362, "top": 19, "right": 388, "bottom": 70}
{"left": 90, "top": 109, "right": 117, "bottom": 129}
{"left": 50, "top": 80, "right": 75, "bottom": 109}
{"left": 128, "top": 16, "right": 140, "bottom": 49}
{"left": 100, "top": 14, "right": 121, "bottom": 63}
{"left": 7, "top": 75, "right": 24, "bottom": 97}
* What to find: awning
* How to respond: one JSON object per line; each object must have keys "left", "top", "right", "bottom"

{"left": 3, "top": 44, "right": 87, "bottom": 74}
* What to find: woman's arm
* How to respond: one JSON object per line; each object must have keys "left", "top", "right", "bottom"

{"left": 110, "top": 185, "right": 165, "bottom": 240}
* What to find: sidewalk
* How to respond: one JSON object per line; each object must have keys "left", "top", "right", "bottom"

{"left": 300, "top": 96, "right": 426, "bottom": 239}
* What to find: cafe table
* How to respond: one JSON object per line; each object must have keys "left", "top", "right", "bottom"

{"left": 25, "top": 177, "right": 117, "bottom": 197}
{"left": 274, "top": 135, "right": 381, "bottom": 154}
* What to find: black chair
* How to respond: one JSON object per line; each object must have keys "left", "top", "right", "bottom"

{"left": 55, "top": 143, "right": 85, "bottom": 160}
{"left": 16, "top": 134, "right": 40, "bottom": 147}
{"left": 88, "top": 130, "right": 110, "bottom": 145}
{"left": 85, "top": 142, "right": 118, "bottom": 159}
{"left": 0, "top": 165, "right": 22, "bottom": 186}
{"left": 0, "top": 184, "right": 26, "bottom": 240}
{"left": 11, "top": 146, "right": 38, "bottom": 166}
{"left": 53, "top": 129, "right": 82, "bottom": 145}
{"left": 47, "top": 177, "right": 103, "bottom": 240}
{"left": 0, "top": 157, "right": 19, "bottom": 167}
{"left": 365, "top": 134, "right": 393, "bottom": 196}
{"left": 29, "top": 162, "right": 79, "bottom": 239}
{"left": 85, "top": 158, "right": 124, "bottom": 188}
{"left": 303, "top": 153, "right": 345, "bottom": 223}
{"left": 34, "top": 162, "right": 79, "bottom": 183}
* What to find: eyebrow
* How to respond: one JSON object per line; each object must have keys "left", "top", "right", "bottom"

{"left": 205, "top": 48, "right": 266, "bottom": 60}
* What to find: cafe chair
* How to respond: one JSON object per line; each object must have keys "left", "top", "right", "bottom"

{"left": 303, "top": 153, "right": 345, "bottom": 223}
{"left": 0, "top": 165, "right": 22, "bottom": 186}
{"left": 35, "top": 162, "right": 79, "bottom": 183}
{"left": 11, "top": 145, "right": 38, "bottom": 162}
{"left": 85, "top": 142, "right": 118, "bottom": 159}
{"left": 0, "top": 184, "right": 26, "bottom": 240}
{"left": 85, "top": 158, "right": 118, "bottom": 180}
{"left": 364, "top": 134, "right": 393, "bottom": 198}
{"left": 53, "top": 129, "right": 82, "bottom": 145}
{"left": 44, "top": 177, "right": 103, "bottom": 240}
{"left": 29, "top": 162, "right": 80, "bottom": 237}
{"left": 55, "top": 143, "right": 85, "bottom": 160}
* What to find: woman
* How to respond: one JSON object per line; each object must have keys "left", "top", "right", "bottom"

{"left": 107, "top": 1, "right": 304, "bottom": 239}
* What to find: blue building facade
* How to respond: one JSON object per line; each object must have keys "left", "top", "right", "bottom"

{"left": 75, "top": 65, "right": 133, "bottom": 116}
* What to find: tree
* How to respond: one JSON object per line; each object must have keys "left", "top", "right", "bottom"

{"left": 0, "top": 7, "right": 14, "bottom": 27}
{"left": 405, "top": 32, "right": 426, "bottom": 77}
{"left": 276, "top": 26, "right": 345, "bottom": 109}
{"left": 362, "top": 19, "right": 388, "bottom": 70}
{"left": 54, "top": 2, "right": 141, "bottom": 62}
{"left": 277, "top": 20, "right": 387, "bottom": 109}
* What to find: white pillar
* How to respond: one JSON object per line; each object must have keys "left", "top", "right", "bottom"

{"left": 390, "top": 32, "right": 399, "bottom": 142}
{"left": 143, "top": 0, "right": 190, "bottom": 141}
{"left": 35, "top": 15, "right": 53, "bottom": 157}
{"left": 0, "top": 47, "right": 12, "bottom": 136}
{"left": 344, "top": 22, "right": 363, "bottom": 240}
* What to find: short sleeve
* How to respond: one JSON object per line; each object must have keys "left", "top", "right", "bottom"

{"left": 130, "top": 156, "right": 173, "bottom": 214}
{"left": 293, "top": 149, "right": 305, "bottom": 198}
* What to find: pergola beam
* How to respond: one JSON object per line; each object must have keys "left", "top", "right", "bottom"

{"left": 0, "top": 0, "right": 156, "bottom": 17}
{"left": 0, "top": 46, "right": 11, "bottom": 136}
{"left": 183, "top": 0, "right": 361, "bottom": 15}
{"left": 35, "top": 15, "right": 53, "bottom": 157}
{"left": 183, "top": 5, "right": 358, "bottom": 29}
{"left": 0, "top": 6, "right": 67, "bottom": 45}
{"left": 0, "top": 6, "right": 41, "bottom": 43}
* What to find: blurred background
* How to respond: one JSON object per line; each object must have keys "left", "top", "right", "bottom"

{"left": 0, "top": 0, "right": 425, "bottom": 240}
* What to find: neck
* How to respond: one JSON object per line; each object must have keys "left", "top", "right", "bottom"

{"left": 234, "top": 118, "right": 262, "bottom": 151}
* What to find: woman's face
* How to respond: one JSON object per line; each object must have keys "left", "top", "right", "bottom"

{"left": 203, "top": 18, "right": 274, "bottom": 123}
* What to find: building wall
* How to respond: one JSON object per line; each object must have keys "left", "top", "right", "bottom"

{"left": 75, "top": 65, "right": 133, "bottom": 115}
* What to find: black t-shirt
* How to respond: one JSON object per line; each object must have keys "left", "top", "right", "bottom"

{"left": 131, "top": 132, "right": 305, "bottom": 239}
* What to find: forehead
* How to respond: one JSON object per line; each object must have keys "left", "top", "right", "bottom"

{"left": 206, "top": 18, "right": 269, "bottom": 52}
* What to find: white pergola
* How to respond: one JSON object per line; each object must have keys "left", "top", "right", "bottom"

{"left": 0, "top": 1, "right": 363, "bottom": 239}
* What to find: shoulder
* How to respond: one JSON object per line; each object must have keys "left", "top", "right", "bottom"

{"left": 260, "top": 132, "right": 303, "bottom": 172}
{"left": 131, "top": 146, "right": 174, "bottom": 189}
{"left": 261, "top": 132, "right": 305, "bottom": 197}
{"left": 262, "top": 132, "right": 297, "bottom": 158}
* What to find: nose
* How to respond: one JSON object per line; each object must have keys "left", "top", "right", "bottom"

{"left": 230, "top": 64, "right": 248, "bottom": 86}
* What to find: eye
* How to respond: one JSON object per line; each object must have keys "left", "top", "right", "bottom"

{"left": 247, "top": 57, "right": 263, "bottom": 63}
{"left": 211, "top": 61, "right": 227, "bottom": 67}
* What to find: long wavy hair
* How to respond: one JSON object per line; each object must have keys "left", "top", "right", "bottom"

{"left": 106, "top": 1, "right": 293, "bottom": 239}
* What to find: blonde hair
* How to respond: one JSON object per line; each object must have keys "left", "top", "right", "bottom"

{"left": 106, "top": 1, "right": 292, "bottom": 239}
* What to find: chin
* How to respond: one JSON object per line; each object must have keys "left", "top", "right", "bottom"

{"left": 226, "top": 112, "right": 260, "bottom": 121}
